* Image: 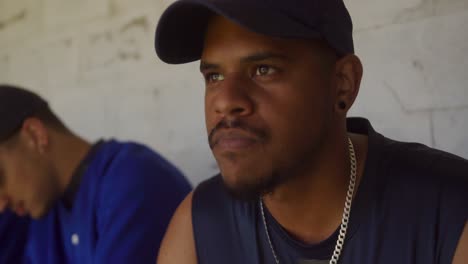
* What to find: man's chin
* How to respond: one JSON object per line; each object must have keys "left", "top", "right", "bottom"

{"left": 29, "top": 210, "right": 45, "bottom": 219}
{"left": 221, "top": 172, "right": 287, "bottom": 201}
{"left": 223, "top": 182, "right": 265, "bottom": 201}
{"left": 29, "top": 205, "right": 52, "bottom": 219}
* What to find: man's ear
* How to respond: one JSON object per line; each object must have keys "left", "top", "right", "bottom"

{"left": 332, "top": 54, "right": 363, "bottom": 114}
{"left": 20, "top": 118, "right": 49, "bottom": 154}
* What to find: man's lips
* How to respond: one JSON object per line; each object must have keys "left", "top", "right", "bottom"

{"left": 15, "top": 206, "right": 27, "bottom": 216}
{"left": 208, "top": 118, "right": 268, "bottom": 150}
{"left": 211, "top": 129, "right": 260, "bottom": 150}
{"left": 0, "top": 197, "right": 27, "bottom": 216}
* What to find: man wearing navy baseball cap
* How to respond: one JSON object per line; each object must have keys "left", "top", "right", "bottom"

{"left": 0, "top": 84, "right": 192, "bottom": 263}
{"left": 154, "top": 0, "right": 467, "bottom": 263}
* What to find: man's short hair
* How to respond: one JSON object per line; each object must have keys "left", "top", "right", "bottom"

{"left": 0, "top": 84, "right": 67, "bottom": 143}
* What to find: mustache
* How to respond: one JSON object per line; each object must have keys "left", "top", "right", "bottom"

{"left": 208, "top": 119, "right": 268, "bottom": 149}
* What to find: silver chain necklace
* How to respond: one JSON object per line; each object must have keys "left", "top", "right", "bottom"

{"left": 259, "top": 137, "right": 357, "bottom": 264}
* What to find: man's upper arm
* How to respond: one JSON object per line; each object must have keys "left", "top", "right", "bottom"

{"left": 157, "top": 192, "right": 197, "bottom": 264}
{"left": 453, "top": 222, "right": 468, "bottom": 264}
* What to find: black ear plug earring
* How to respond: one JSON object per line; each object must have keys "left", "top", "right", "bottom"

{"left": 338, "top": 101, "right": 347, "bottom": 110}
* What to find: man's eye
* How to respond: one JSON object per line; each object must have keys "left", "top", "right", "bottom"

{"left": 206, "top": 73, "right": 225, "bottom": 82}
{"left": 255, "top": 65, "right": 276, "bottom": 76}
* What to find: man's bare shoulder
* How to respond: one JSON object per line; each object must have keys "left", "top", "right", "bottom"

{"left": 157, "top": 192, "right": 197, "bottom": 264}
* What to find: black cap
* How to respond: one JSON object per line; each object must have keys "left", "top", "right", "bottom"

{"left": 0, "top": 84, "right": 48, "bottom": 142}
{"left": 155, "top": 0, "right": 354, "bottom": 64}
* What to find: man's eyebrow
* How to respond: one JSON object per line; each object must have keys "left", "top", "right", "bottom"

{"left": 240, "top": 52, "right": 290, "bottom": 64}
{"left": 199, "top": 62, "right": 219, "bottom": 72}
{"left": 200, "top": 52, "right": 290, "bottom": 72}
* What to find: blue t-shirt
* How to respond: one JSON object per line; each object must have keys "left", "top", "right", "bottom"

{"left": 24, "top": 140, "right": 191, "bottom": 264}
{"left": 192, "top": 118, "right": 468, "bottom": 264}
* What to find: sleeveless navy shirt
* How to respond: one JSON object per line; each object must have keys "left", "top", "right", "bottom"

{"left": 192, "top": 118, "right": 468, "bottom": 264}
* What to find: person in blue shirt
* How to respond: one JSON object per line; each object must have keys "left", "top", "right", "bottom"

{"left": 153, "top": 0, "right": 467, "bottom": 263}
{"left": 0, "top": 84, "right": 192, "bottom": 263}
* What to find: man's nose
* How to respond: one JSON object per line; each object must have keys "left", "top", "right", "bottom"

{"left": 212, "top": 75, "right": 255, "bottom": 118}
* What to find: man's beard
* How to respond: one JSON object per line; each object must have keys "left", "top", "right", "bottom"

{"left": 218, "top": 129, "right": 329, "bottom": 201}
{"left": 210, "top": 112, "right": 331, "bottom": 201}
{"left": 209, "top": 117, "right": 276, "bottom": 200}
{"left": 221, "top": 170, "right": 290, "bottom": 201}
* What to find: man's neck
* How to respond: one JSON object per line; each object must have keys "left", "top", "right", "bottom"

{"left": 53, "top": 133, "right": 92, "bottom": 196}
{"left": 263, "top": 132, "right": 368, "bottom": 244}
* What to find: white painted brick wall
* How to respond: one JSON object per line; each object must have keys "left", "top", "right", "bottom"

{"left": 436, "top": 0, "right": 468, "bottom": 16}
{"left": 43, "top": 0, "right": 109, "bottom": 31}
{"left": 0, "top": 0, "right": 467, "bottom": 185}
{"left": 348, "top": 0, "right": 433, "bottom": 30}
{"left": 0, "top": 56, "right": 8, "bottom": 81}
{"left": 0, "top": 0, "right": 43, "bottom": 50}
{"left": 434, "top": 109, "right": 468, "bottom": 158}
{"left": 355, "top": 11, "right": 468, "bottom": 110}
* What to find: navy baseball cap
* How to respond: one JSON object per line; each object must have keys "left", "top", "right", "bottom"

{"left": 0, "top": 84, "right": 48, "bottom": 142}
{"left": 155, "top": 0, "right": 354, "bottom": 64}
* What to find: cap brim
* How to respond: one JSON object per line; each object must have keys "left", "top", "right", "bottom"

{"left": 155, "top": 0, "right": 321, "bottom": 64}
